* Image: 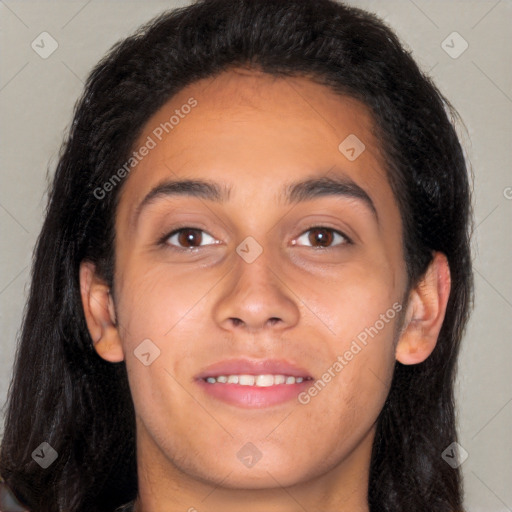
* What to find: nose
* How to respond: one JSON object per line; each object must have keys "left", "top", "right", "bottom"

{"left": 212, "top": 245, "right": 300, "bottom": 332}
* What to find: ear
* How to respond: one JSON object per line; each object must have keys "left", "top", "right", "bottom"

{"left": 395, "top": 252, "right": 451, "bottom": 365}
{"left": 79, "top": 261, "right": 124, "bottom": 363}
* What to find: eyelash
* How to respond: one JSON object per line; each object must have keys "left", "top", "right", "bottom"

{"left": 158, "top": 225, "right": 353, "bottom": 251}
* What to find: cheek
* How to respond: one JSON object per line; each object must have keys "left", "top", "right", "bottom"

{"left": 114, "top": 259, "right": 220, "bottom": 345}
{"left": 294, "top": 265, "right": 401, "bottom": 429}
{"left": 113, "top": 262, "right": 220, "bottom": 420}
{"left": 330, "top": 285, "right": 400, "bottom": 406}
{"left": 295, "top": 316, "right": 397, "bottom": 470}
{"left": 296, "top": 256, "right": 401, "bottom": 345}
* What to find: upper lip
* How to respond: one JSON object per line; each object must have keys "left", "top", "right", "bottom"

{"left": 195, "top": 358, "right": 313, "bottom": 380}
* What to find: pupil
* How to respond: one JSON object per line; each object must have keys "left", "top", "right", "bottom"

{"left": 310, "top": 228, "right": 332, "bottom": 247}
{"left": 179, "top": 229, "right": 201, "bottom": 247}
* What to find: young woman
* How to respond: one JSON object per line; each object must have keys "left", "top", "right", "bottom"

{"left": 0, "top": 0, "right": 473, "bottom": 511}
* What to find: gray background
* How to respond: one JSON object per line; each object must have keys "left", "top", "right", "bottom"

{"left": 1, "top": 1, "right": 511, "bottom": 510}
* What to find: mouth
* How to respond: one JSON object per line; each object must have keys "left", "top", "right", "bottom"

{"left": 202, "top": 374, "right": 312, "bottom": 386}
{"left": 194, "top": 358, "right": 314, "bottom": 408}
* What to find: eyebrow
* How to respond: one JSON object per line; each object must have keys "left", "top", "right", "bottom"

{"left": 133, "top": 172, "right": 377, "bottom": 226}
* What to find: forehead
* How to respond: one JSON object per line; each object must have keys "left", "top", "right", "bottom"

{"left": 116, "top": 68, "right": 398, "bottom": 230}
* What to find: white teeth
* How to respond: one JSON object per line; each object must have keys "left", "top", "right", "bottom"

{"left": 239, "top": 374, "right": 255, "bottom": 386}
{"left": 274, "top": 375, "right": 286, "bottom": 385}
{"left": 255, "top": 374, "right": 274, "bottom": 387}
{"left": 204, "top": 374, "right": 308, "bottom": 386}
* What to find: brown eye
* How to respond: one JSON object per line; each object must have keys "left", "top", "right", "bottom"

{"left": 296, "top": 227, "right": 349, "bottom": 248}
{"left": 308, "top": 227, "right": 333, "bottom": 247}
{"left": 178, "top": 229, "right": 202, "bottom": 248}
{"left": 166, "top": 228, "right": 216, "bottom": 249}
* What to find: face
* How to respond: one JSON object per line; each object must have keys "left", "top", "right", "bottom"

{"left": 86, "top": 69, "right": 412, "bottom": 491}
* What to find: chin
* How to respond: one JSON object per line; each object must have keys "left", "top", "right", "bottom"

{"left": 204, "top": 467, "right": 308, "bottom": 490}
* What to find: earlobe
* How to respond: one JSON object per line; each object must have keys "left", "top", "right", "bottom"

{"left": 79, "top": 261, "right": 124, "bottom": 363}
{"left": 395, "top": 252, "right": 451, "bottom": 365}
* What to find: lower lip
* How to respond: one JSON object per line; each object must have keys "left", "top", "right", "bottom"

{"left": 195, "top": 379, "right": 312, "bottom": 408}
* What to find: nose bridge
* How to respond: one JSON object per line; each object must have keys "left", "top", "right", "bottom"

{"left": 235, "top": 242, "right": 279, "bottom": 298}
{"left": 212, "top": 238, "right": 300, "bottom": 331}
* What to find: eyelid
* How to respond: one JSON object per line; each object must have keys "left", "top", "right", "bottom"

{"left": 158, "top": 224, "right": 353, "bottom": 250}
{"left": 293, "top": 225, "right": 353, "bottom": 248}
{"left": 158, "top": 225, "right": 220, "bottom": 249}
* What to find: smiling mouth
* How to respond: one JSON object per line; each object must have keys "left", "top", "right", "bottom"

{"left": 194, "top": 357, "right": 314, "bottom": 408}
{"left": 196, "top": 372, "right": 314, "bottom": 408}
{"left": 202, "top": 374, "right": 313, "bottom": 386}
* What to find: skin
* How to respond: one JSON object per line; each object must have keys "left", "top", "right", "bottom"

{"left": 80, "top": 68, "right": 451, "bottom": 512}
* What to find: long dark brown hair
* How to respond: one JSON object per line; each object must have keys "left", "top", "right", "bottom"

{"left": 0, "top": 0, "right": 473, "bottom": 510}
